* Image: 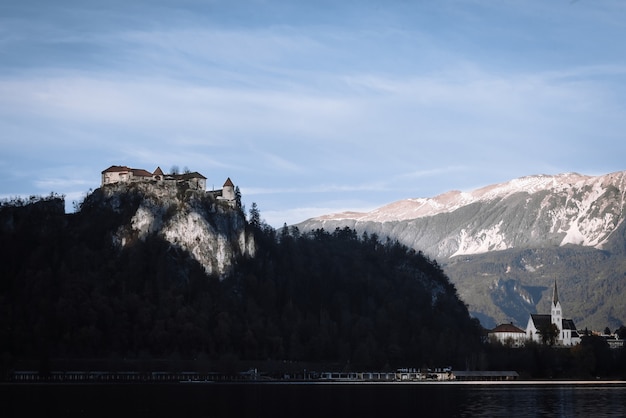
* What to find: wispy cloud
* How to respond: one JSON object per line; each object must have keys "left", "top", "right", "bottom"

{"left": 2, "top": 1, "right": 626, "bottom": 227}
{"left": 397, "top": 166, "right": 468, "bottom": 181}
{"left": 243, "top": 181, "right": 389, "bottom": 196}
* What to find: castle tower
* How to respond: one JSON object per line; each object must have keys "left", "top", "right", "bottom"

{"left": 153, "top": 166, "right": 164, "bottom": 181}
{"left": 551, "top": 279, "right": 563, "bottom": 336}
{"left": 221, "top": 177, "right": 235, "bottom": 201}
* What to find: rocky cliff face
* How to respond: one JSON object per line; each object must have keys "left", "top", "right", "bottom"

{"left": 89, "top": 182, "right": 255, "bottom": 278}
{"left": 295, "top": 171, "right": 626, "bottom": 330}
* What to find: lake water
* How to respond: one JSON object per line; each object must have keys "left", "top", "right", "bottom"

{"left": 3, "top": 381, "right": 626, "bottom": 417}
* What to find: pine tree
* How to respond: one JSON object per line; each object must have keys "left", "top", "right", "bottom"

{"left": 249, "top": 202, "right": 260, "bottom": 227}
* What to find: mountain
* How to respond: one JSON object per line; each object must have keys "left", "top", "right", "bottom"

{"left": 0, "top": 182, "right": 482, "bottom": 373}
{"left": 295, "top": 171, "right": 626, "bottom": 330}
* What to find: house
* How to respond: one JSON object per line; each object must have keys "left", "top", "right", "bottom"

{"left": 525, "top": 280, "right": 581, "bottom": 346}
{"left": 488, "top": 323, "right": 527, "bottom": 347}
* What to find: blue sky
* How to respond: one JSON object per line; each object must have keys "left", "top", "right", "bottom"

{"left": 2, "top": 1, "right": 626, "bottom": 227}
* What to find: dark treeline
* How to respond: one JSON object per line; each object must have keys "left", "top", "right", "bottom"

{"left": 0, "top": 194, "right": 483, "bottom": 376}
{"left": 3, "top": 193, "right": 626, "bottom": 379}
{"left": 485, "top": 336, "right": 626, "bottom": 379}
{"left": 232, "top": 223, "right": 484, "bottom": 371}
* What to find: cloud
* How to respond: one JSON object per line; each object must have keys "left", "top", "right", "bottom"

{"left": 397, "top": 166, "right": 468, "bottom": 181}
{"left": 34, "top": 178, "right": 94, "bottom": 190}
{"left": 242, "top": 181, "right": 389, "bottom": 196}
{"left": 2, "top": 1, "right": 626, "bottom": 228}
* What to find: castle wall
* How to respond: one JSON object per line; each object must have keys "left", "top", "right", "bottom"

{"left": 102, "top": 167, "right": 229, "bottom": 197}
{"left": 102, "top": 171, "right": 131, "bottom": 185}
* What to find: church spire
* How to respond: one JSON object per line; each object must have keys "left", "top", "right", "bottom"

{"left": 552, "top": 279, "right": 559, "bottom": 306}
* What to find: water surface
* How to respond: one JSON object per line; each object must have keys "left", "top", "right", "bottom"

{"left": 4, "top": 381, "right": 626, "bottom": 417}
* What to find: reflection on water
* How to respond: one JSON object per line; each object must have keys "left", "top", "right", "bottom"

{"left": 458, "top": 385, "right": 626, "bottom": 417}
{"left": 3, "top": 382, "right": 626, "bottom": 417}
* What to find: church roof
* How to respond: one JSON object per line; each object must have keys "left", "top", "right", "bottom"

{"left": 153, "top": 166, "right": 164, "bottom": 176}
{"left": 553, "top": 279, "right": 560, "bottom": 306}
{"left": 490, "top": 323, "right": 526, "bottom": 334}
{"left": 530, "top": 314, "right": 552, "bottom": 330}
{"left": 530, "top": 314, "right": 578, "bottom": 333}
{"left": 223, "top": 177, "right": 234, "bottom": 187}
{"left": 563, "top": 319, "right": 578, "bottom": 331}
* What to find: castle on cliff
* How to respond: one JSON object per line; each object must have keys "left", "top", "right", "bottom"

{"left": 101, "top": 165, "right": 235, "bottom": 202}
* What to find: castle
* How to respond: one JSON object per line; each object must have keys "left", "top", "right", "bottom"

{"left": 101, "top": 165, "right": 235, "bottom": 202}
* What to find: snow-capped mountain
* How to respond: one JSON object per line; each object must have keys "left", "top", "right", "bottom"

{"left": 299, "top": 171, "right": 626, "bottom": 260}
{"left": 296, "top": 170, "right": 626, "bottom": 330}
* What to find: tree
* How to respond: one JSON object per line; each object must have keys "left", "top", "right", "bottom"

{"left": 234, "top": 186, "right": 242, "bottom": 209}
{"left": 249, "top": 202, "right": 260, "bottom": 228}
{"left": 170, "top": 165, "right": 180, "bottom": 175}
{"left": 539, "top": 323, "right": 559, "bottom": 346}
{"left": 576, "top": 335, "right": 612, "bottom": 376}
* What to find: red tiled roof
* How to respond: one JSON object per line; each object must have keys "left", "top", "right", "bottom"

{"left": 491, "top": 323, "right": 526, "bottom": 334}
{"left": 223, "top": 177, "right": 234, "bottom": 187}
{"left": 102, "top": 165, "right": 207, "bottom": 180}
{"left": 102, "top": 165, "right": 131, "bottom": 174}
{"left": 131, "top": 169, "right": 153, "bottom": 177}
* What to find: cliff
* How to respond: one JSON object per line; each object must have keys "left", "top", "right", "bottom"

{"left": 86, "top": 182, "right": 255, "bottom": 278}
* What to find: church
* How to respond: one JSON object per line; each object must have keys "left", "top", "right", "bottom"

{"left": 525, "top": 280, "right": 581, "bottom": 346}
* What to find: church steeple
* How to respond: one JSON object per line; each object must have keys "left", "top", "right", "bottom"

{"left": 552, "top": 279, "right": 559, "bottom": 306}
{"left": 551, "top": 279, "right": 562, "bottom": 335}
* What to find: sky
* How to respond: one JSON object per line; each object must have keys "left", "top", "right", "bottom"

{"left": 2, "top": 0, "right": 626, "bottom": 227}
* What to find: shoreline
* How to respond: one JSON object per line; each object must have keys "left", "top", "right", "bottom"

{"left": 3, "top": 379, "right": 625, "bottom": 386}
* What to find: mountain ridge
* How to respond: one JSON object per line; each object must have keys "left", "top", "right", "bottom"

{"left": 295, "top": 170, "right": 626, "bottom": 330}
{"left": 300, "top": 170, "right": 626, "bottom": 257}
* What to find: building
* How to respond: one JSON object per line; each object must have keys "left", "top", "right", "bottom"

{"left": 451, "top": 371, "right": 519, "bottom": 381}
{"left": 101, "top": 165, "right": 158, "bottom": 185}
{"left": 525, "top": 280, "right": 581, "bottom": 346}
{"left": 101, "top": 165, "right": 207, "bottom": 191}
{"left": 219, "top": 177, "right": 235, "bottom": 201}
{"left": 100, "top": 165, "right": 238, "bottom": 204}
{"left": 488, "top": 323, "right": 527, "bottom": 347}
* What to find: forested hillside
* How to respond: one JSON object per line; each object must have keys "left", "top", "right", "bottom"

{"left": 296, "top": 171, "right": 626, "bottom": 330}
{"left": 0, "top": 191, "right": 483, "bottom": 375}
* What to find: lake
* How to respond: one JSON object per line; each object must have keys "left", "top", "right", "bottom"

{"left": 3, "top": 381, "right": 626, "bottom": 417}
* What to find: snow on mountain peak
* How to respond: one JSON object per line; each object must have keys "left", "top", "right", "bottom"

{"left": 311, "top": 172, "right": 617, "bottom": 223}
